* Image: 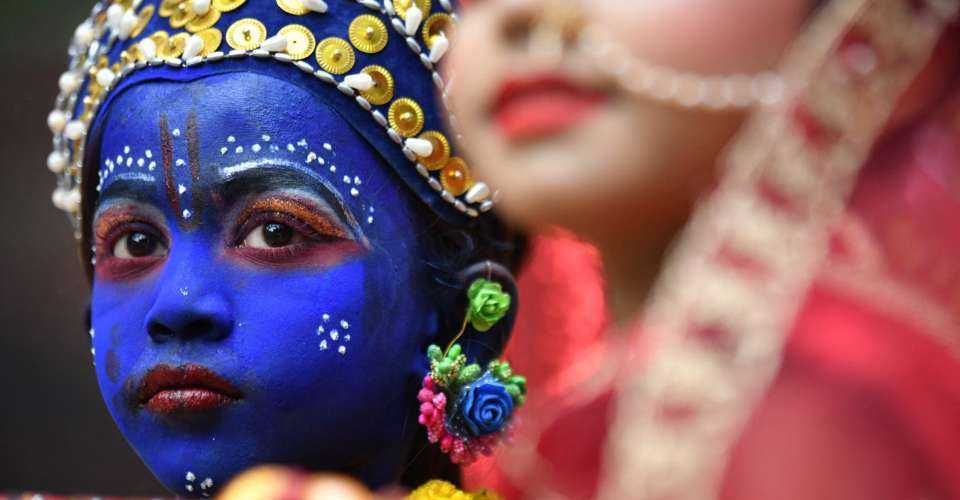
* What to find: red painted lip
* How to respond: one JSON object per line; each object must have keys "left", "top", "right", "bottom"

{"left": 492, "top": 73, "right": 608, "bottom": 142}
{"left": 137, "top": 364, "right": 242, "bottom": 414}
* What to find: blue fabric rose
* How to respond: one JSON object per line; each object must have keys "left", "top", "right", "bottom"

{"left": 456, "top": 374, "right": 515, "bottom": 437}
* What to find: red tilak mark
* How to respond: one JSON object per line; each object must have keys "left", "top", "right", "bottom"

{"left": 185, "top": 112, "right": 202, "bottom": 227}
{"left": 138, "top": 364, "right": 242, "bottom": 414}
{"left": 159, "top": 114, "right": 183, "bottom": 226}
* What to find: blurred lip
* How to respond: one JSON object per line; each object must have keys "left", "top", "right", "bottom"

{"left": 137, "top": 364, "right": 242, "bottom": 414}
{"left": 491, "top": 73, "right": 608, "bottom": 142}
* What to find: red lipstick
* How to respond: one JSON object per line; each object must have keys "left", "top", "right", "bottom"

{"left": 492, "top": 73, "right": 608, "bottom": 142}
{"left": 137, "top": 364, "right": 242, "bottom": 414}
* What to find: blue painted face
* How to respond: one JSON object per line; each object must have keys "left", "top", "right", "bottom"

{"left": 89, "top": 72, "right": 443, "bottom": 495}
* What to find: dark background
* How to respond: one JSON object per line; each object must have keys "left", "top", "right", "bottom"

{"left": 0, "top": 2, "right": 165, "bottom": 495}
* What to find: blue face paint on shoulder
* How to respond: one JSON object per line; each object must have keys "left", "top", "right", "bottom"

{"left": 90, "top": 72, "right": 443, "bottom": 494}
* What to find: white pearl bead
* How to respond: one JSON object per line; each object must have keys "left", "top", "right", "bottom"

{"left": 47, "top": 151, "right": 68, "bottom": 174}
{"left": 96, "top": 68, "right": 115, "bottom": 88}
{"left": 303, "top": 0, "right": 328, "bottom": 13}
{"left": 138, "top": 37, "right": 158, "bottom": 59}
{"left": 261, "top": 34, "right": 288, "bottom": 53}
{"left": 59, "top": 71, "right": 81, "bottom": 94}
{"left": 465, "top": 182, "right": 491, "bottom": 204}
{"left": 65, "top": 188, "right": 82, "bottom": 213}
{"left": 65, "top": 120, "right": 86, "bottom": 141}
{"left": 183, "top": 34, "right": 205, "bottom": 60}
{"left": 47, "top": 110, "right": 67, "bottom": 133}
{"left": 51, "top": 188, "right": 66, "bottom": 210}
{"left": 74, "top": 22, "right": 95, "bottom": 46}
{"left": 119, "top": 9, "right": 138, "bottom": 40}
{"left": 344, "top": 72, "right": 375, "bottom": 91}
{"left": 106, "top": 4, "right": 124, "bottom": 33}
{"left": 192, "top": 0, "right": 211, "bottom": 15}
{"left": 428, "top": 33, "right": 449, "bottom": 64}
{"left": 405, "top": 5, "right": 423, "bottom": 36}
{"left": 404, "top": 137, "right": 434, "bottom": 157}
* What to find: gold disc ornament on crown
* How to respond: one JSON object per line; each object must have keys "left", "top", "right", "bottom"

{"left": 359, "top": 65, "right": 395, "bottom": 105}
{"left": 349, "top": 15, "right": 389, "bottom": 54}
{"left": 315, "top": 37, "right": 356, "bottom": 74}
{"left": 277, "top": 24, "right": 317, "bottom": 60}
{"left": 226, "top": 18, "right": 268, "bottom": 50}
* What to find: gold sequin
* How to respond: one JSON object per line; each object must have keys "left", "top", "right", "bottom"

{"left": 440, "top": 157, "right": 472, "bottom": 196}
{"left": 187, "top": 8, "right": 220, "bottom": 33}
{"left": 315, "top": 37, "right": 355, "bottom": 74}
{"left": 276, "top": 0, "right": 309, "bottom": 15}
{"left": 127, "top": 43, "right": 146, "bottom": 62}
{"left": 131, "top": 4, "right": 155, "bottom": 38}
{"left": 213, "top": 0, "right": 247, "bottom": 12}
{"left": 394, "top": 0, "right": 431, "bottom": 20}
{"left": 359, "top": 65, "right": 395, "bottom": 105}
{"left": 388, "top": 98, "right": 425, "bottom": 137}
{"left": 149, "top": 30, "right": 170, "bottom": 49}
{"left": 417, "top": 131, "right": 451, "bottom": 170}
{"left": 277, "top": 24, "right": 316, "bottom": 60}
{"left": 422, "top": 13, "right": 454, "bottom": 49}
{"left": 159, "top": 0, "right": 184, "bottom": 18}
{"left": 197, "top": 28, "right": 223, "bottom": 55}
{"left": 348, "top": 15, "right": 388, "bottom": 54}
{"left": 158, "top": 32, "right": 190, "bottom": 58}
{"left": 169, "top": 2, "right": 196, "bottom": 29}
{"left": 226, "top": 18, "right": 267, "bottom": 50}
{"left": 119, "top": 50, "right": 135, "bottom": 66}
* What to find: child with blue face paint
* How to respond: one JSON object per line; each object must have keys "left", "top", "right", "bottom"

{"left": 44, "top": 0, "right": 525, "bottom": 496}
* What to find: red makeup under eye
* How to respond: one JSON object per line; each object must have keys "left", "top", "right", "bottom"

{"left": 229, "top": 196, "right": 363, "bottom": 267}
{"left": 94, "top": 208, "right": 169, "bottom": 281}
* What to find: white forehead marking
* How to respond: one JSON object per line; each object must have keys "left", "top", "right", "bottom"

{"left": 176, "top": 159, "right": 185, "bottom": 167}
{"left": 172, "top": 128, "right": 181, "bottom": 137}
{"left": 178, "top": 184, "right": 187, "bottom": 194}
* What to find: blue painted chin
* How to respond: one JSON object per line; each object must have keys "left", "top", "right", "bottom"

{"left": 89, "top": 72, "right": 444, "bottom": 495}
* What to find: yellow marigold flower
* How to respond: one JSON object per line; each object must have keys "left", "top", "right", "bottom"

{"left": 407, "top": 480, "right": 502, "bottom": 500}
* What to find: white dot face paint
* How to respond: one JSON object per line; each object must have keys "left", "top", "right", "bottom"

{"left": 316, "top": 315, "right": 355, "bottom": 354}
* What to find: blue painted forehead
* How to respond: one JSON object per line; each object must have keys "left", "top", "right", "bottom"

{"left": 48, "top": 0, "right": 494, "bottom": 228}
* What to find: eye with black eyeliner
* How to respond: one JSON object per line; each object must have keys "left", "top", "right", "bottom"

{"left": 229, "top": 195, "right": 362, "bottom": 267}
{"left": 93, "top": 208, "right": 169, "bottom": 281}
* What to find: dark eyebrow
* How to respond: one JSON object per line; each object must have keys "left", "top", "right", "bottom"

{"left": 218, "top": 159, "right": 367, "bottom": 243}
{"left": 96, "top": 176, "right": 161, "bottom": 212}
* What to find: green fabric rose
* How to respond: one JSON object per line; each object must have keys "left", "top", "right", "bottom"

{"left": 467, "top": 279, "right": 511, "bottom": 332}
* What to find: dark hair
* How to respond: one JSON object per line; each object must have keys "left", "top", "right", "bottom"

{"left": 399, "top": 212, "right": 527, "bottom": 488}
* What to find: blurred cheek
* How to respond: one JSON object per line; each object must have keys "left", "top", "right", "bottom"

{"left": 596, "top": 0, "right": 810, "bottom": 73}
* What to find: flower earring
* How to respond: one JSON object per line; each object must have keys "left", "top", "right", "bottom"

{"left": 417, "top": 276, "right": 526, "bottom": 465}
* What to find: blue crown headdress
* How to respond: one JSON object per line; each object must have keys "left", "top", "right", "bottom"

{"left": 46, "top": 0, "right": 493, "bottom": 235}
